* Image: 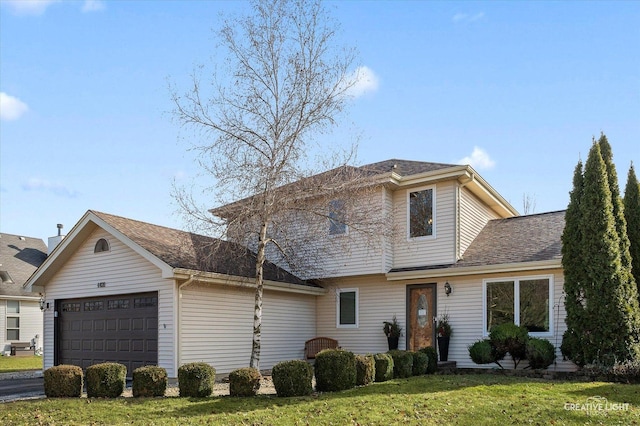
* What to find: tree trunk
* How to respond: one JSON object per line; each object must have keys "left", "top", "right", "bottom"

{"left": 249, "top": 220, "right": 268, "bottom": 370}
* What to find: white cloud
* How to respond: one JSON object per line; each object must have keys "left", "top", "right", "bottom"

{"left": 452, "top": 12, "right": 485, "bottom": 24}
{"left": 344, "top": 66, "right": 380, "bottom": 98}
{"left": 2, "top": 0, "right": 60, "bottom": 16}
{"left": 0, "top": 92, "right": 29, "bottom": 121}
{"left": 22, "top": 178, "right": 79, "bottom": 198}
{"left": 457, "top": 147, "right": 495, "bottom": 170}
{"left": 82, "top": 0, "right": 105, "bottom": 12}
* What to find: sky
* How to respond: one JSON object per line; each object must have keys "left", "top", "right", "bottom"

{"left": 1, "top": 0, "right": 638, "bottom": 243}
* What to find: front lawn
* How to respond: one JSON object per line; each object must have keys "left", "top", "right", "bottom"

{"left": 0, "top": 355, "right": 42, "bottom": 373}
{"left": 2, "top": 374, "right": 639, "bottom": 425}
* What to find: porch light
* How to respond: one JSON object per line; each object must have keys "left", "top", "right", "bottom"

{"left": 444, "top": 281, "right": 452, "bottom": 296}
{"left": 39, "top": 294, "right": 47, "bottom": 311}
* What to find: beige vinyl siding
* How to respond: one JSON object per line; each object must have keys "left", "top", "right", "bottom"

{"left": 42, "top": 228, "right": 176, "bottom": 376}
{"left": 0, "top": 303, "right": 3, "bottom": 353}
{"left": 458, "top": 186, "right": 501, "bottom": 258}
{"left": 393, "top": 181, "right": 457, "bottom": 269}
{"left": 180, "top": 283, "right": 316, "bottom": 374}
{"left": 382, "top": 187, "right": 394, "bottom": 272}
{"left": 316, "top": 275, "right": 407, "bottom": 354}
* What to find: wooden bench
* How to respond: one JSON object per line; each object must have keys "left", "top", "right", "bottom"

{"left": 304, "top": 337, "right": 339, "bottom": 360}
{"left": 10, "top": 342, "right": 34, "bottom": 357}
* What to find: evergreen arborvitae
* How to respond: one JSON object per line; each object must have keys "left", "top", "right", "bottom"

{"left": 561, "top": 160, "right": 587, "bottom": 365}
{"left": 580, "top": 142, "right": 640, "bottom": 365}
{"left": 624, "top": 163, "right": 640, "bottom": 297}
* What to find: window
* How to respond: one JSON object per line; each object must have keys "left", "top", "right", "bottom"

{"left": 6, "top": 300, "right": 20, "bottom": 341}
{"left": 94, "top": 238, "right": 110, "bottom": 253}
{"left": 336, "top": 288, "right": 358, "bottom": 328}
{"left": 484, "top": 276, "right": 552, "bottom": 335}
{"left": 408, "top": 186, "right": 435, "bottom": 239}
{"left": 329, "top": 200, "right": 347, "bottom": 235}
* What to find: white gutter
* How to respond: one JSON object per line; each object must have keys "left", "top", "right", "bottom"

{"left": 1, "top": 295, "right": 41, "bottom": 301}
{"left": 385, "top": 259, "right": 562, "bottom": 281}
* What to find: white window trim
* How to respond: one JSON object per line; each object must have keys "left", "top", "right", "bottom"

{"left": 6, "top": 300, "right": 20, "bottom": 341}
{"left": 406, "top": 184, "right": 436, "bottom": 241}
{"left": 336, "top": 288, "right": 359, "bottom": 329}
{"left": 482, "top": 274, "right": 554, "bottom": 337}
{"left": 328, "top": 200, "right": 349, "bottom": 237}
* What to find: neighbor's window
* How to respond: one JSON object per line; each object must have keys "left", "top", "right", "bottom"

{"left": 329, "top": 199, "right": 347, "bottom": 235}
{"left": 336, "top": 288, "right": 358, "bottom": 328}
{"left": 6, "top": 300, "right": 20, "bottom": 341}
{"left": 408, "top": 186, "right": 435, "bottom": 239}
{"left": 484, "top": 276, "right": 551, "bottom": 334}
{"left": 94, "top": 238, "right": 110, "bottom": 253}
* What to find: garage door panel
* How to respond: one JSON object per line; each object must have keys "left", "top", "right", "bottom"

{"left": 57, "top": 292, "right": 158, "bottom": 376}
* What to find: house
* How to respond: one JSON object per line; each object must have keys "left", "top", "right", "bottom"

{"left": 1, "top": 233, "right": 47, "bottom": 355}
{"left": 26, "top": 159, "right": 573, "bottom": 376}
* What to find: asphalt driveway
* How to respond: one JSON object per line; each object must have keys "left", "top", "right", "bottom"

{"left": 0, "top": 373, "right": 44, "bottom": 402}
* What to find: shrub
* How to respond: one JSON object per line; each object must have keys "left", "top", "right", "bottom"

{"left": 86, "top": 362, "right": 126, "bottom": 398}
{"left": 387, "top": 350, "right": 413, "bottom": 378}
{"left": 229, "top": 367, "right": 261, "bottom": 397}
{"left": 132, "top": 366, "right": 167, "bottom": 397}
{"left": 272, "top": 360, "right": 313, "bottom": 397}
{"left": 44, "top": 365, "right": 83, "bottom": 398}
{"left": 584, "top": 360, "right": 640, "bottom": 384}
{"left": 560, "top": 329, "right": 585, "bottom": 367}
{"left": 468, "top": 339, "right": 499, "bottom": 365}
{"left": 489, "top": 323, "right": 529, "bottom": 368}
{"left": 355, "top": 354, "right": 375, "bottom": 386}
{"left": 373, "top": 353, "right": 394, "bottom": 382}
{"left": 178, "top": 362, "right": 216, "bottom": 397}
{"left": 418, "top": 346, "right": 438, "bottom": 374}
{"left": 411, "top": 351, "right": 429, "bottom": 376}
{"left": 526, "top": 338, "right": 556, "bottom": 370}
{"left": 314, "top": 349, "right": 356, "bottom": 392}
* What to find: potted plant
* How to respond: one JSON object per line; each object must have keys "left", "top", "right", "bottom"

{"left": 383, "top": 315, "right": 403, "bottom": 350}
{"left": 437, "top": 312, "right": 452, "bottom": 362}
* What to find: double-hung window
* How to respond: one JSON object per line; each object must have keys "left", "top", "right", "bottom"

{"left": 408, "top": 186, "right": 435, "bottom": 239}
{"left": 336, "top": 288, "right": 358, "bottom": 328}
{"left": 329, "top": 200, "right": 347, "bottom": 235}
{"left": 6, "top": 300, "right": 20, "bottom": 341}
{"left": 484, "top": 276, "right": 552, "bottom": 335}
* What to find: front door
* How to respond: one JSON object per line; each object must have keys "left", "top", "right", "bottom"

{"left": 406, "top": 284, "right": 436, "bottom": 351}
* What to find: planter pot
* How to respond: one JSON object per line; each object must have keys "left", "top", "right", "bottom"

{"left": 387, "top": 336, "right": 399, "bottom": 350}
{"left": 437, "top": 336, "right": 450, "bottom": 362}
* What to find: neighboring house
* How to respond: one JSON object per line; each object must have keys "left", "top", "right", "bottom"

{"left": 1, "top": 233, "right": 47, "bottom": 355}
{"left": 26, "top": 159, "right": 573, "bottom": 376}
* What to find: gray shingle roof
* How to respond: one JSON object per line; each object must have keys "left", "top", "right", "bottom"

{"left": 91, "top": 211, "right": 313, "bottom": 287}
{"left": 359, "top": 159, "right": 458, "bottom": 176}
{"left": 389, "top": 210, "right": 565, "bottom": 273}
{"left": 0, "top": 233, "right": 47, "bottom": 296}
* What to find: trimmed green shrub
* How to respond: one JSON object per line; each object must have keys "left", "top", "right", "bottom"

{"left": 272, "top": 360, "right": 313, "bottom": 397}
{"left": 314, "top": 349, "right": 356, "bottom": 392}
{"left": 411, "top": 351, "right": 429, "bottom": 376}
{"left": 560, "top": 329, "right": 585, "bottom": 367}
{"left": 418, "top": 346, "right": 438, "bottom": 374}
{"left": 526, "top": 338, "right": 556, "bottom": 370}
{"left": 132, "top": 366, "right": 167, "bottom": 397}
{"left": 489, "top": 323, "right": 529, "bottom": 368}
{"left": 387, "top": 350, "right": 413, "bottom": 378}
{"left": 44, "top": 365, "right": 83, "bottom": 398}
{"left": 178, "top": 362, "right": 216, "bottom": 397}
{"left": 373, "top": 353, "right": 394, "bottom": 382}
{"left": 355, "top": 354, "right": 375, "bottom": 386}
{"left": 229, "top": 367, "right": 261, "bottom": 397}
{"left": 86, "top": 362, "right": 126, "bottom": 398}
{"left": 468, "top": 339, "right": 498, "bottom": 365}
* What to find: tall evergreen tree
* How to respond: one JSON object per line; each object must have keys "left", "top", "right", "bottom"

{"left": 624, "top": 163, "right": 640, "bottom": 297}
{"left": 561, "top": 160, "right": 587, "bottom": 365}
{"left": 579, "top": 142, "right": 640, "bottom": 365}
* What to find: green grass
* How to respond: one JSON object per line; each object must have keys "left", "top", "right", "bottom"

{"left": 0, "top": 355, "right": 42, "bottom": 373}
{"left": 2, "top": 374, "right": 639, "bottom": 425}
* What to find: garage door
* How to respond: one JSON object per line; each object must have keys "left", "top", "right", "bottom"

{"left": 56, "top": 292, "right": 158, "bottom": 375}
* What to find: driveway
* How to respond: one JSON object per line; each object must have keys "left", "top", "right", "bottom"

{"left": 0, "top": 372, "right": 44, "bottom": 402}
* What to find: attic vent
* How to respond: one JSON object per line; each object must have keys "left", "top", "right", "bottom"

{"left": 94, "top": 238, "right": 110, "bottom": 253}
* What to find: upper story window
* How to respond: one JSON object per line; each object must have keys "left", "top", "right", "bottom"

{"left": 483, "top": 276, "right": 552, "bottom": 336}
{"left": 94, "top": 238, "right": 110, "bottom": 253}
{"left": 408, "top": 186, "right": 435, "bottom": 239}
{"left": 328, "top": 199, "right": 347, "bottom": 235}
{"left": 6, "top": 300, "right": 20, "bottom": 341}
{"left": 336, "top": 288, "right": 358, "bottom": 328}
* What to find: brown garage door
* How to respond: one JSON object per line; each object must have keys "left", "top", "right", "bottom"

{"left": 56, "top": 292, "right": 158, "bottom": 375}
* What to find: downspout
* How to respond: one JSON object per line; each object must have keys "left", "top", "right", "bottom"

{"left": 176, "top": 275, "right": 195, "bottom": 373}
{"left": 456, "top": 172, "right": 475, "bottom": 260}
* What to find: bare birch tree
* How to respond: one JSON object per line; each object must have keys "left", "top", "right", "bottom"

{"left": 171, "top": 0, "right": 383, "bottom": 370}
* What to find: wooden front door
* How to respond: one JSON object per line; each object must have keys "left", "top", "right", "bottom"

{"left": 407, "top": 284, "right": 436, "bottom": 351}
